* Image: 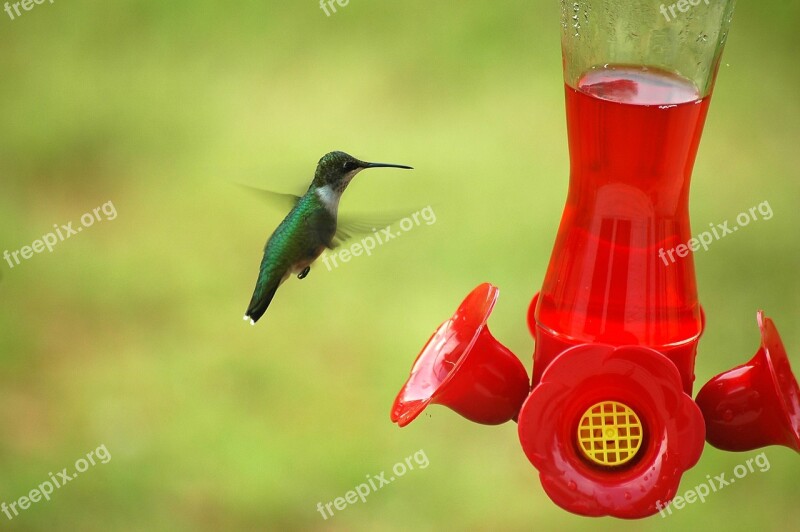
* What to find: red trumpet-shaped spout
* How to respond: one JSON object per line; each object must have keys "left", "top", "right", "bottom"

{"left": 696, "top": 311, "right": 800, "bottom": 453}
{"left": 391, "top": 283, "right": 530, "bottom": 427}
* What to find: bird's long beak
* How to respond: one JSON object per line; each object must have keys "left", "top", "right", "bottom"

{"left": 364, "top": 162, "right": 414, "bottom": 170}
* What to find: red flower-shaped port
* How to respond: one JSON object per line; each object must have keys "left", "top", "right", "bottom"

{"left": 517, "top": 344, "right": 705, "bottom": 519}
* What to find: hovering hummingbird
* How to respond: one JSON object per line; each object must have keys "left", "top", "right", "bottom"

{"left": 244, "top": 151, "right": 413, "bottom": 325}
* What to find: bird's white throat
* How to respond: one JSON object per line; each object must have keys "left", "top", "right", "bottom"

{"left": 315, "top": 185, "right": 342, "bottom": 214}
{"left": 315, "top": 168, "right": 361, "bottom": 213}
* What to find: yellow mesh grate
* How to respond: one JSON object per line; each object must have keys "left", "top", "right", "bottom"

{"left": 577, "top": 401, "right": 643, "bottom": 467}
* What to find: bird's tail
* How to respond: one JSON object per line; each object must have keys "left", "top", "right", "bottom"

{"left": 244, "top": 276, "right": 280, "bottom": 325}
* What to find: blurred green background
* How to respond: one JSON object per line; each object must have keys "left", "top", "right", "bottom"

{"left": 1, "top": 1, "right": 798, "bottom": 530}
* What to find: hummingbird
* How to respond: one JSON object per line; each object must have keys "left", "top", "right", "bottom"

{"left": 244, "top": 151, "right": 413, "bottom": 325}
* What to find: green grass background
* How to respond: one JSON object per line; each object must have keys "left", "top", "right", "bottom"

{"left": 0, "top": 1, "right": 798, "bottom": 530}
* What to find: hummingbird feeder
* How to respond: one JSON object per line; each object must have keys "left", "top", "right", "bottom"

{"left": 391, "top": 0, "right": 799, "bottom": 519}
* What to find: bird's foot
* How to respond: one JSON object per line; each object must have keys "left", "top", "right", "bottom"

{"left": 297, "top": 266, "right": 310, "bottom": 280}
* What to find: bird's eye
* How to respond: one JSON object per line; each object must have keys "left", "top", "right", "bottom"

{"left": 343, "top": 161, "right": 356, "bottom": 172}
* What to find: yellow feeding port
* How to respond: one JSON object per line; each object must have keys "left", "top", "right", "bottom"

{"left": 577, "top": 401, "right": 643, "bottom": 467}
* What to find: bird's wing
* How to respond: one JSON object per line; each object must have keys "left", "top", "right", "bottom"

{"left": 234, "top": 182, "right": 302, "bottom": 210}
{"left": 330, "top": 214, "right": 403, "bottom": 248}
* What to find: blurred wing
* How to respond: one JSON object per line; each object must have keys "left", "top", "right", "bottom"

{"left": 331, "top": 214, "right": 402, "bottom": 248}
{"left": 234, "top": 182, "right": 302, "bottom": 211}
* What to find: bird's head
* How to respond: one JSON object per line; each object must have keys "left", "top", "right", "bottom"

{"left": 311, "top": 151, "right": 412, "bottom": 194}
